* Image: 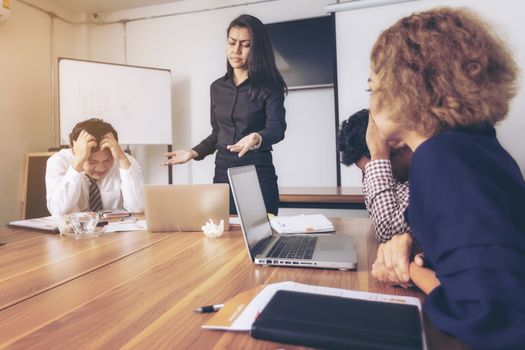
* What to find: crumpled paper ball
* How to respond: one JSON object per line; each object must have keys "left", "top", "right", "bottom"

{"left": 201, "top": 219, "right": 224, "bottom": 238}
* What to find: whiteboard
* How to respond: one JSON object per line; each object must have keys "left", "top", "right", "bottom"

{"left": 59, "top": 58, "right": 172, "bottom": 145}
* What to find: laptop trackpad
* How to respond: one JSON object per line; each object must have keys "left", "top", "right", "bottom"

{"left": 316, "top": 237, "right": 356, "bottom": 263}
{"left": 320, "top": 242, "right": 342, "bottom": 251}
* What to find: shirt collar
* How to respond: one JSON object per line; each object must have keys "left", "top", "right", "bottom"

{"left": 223, "top": 72, "right": 251, "bottom": 87}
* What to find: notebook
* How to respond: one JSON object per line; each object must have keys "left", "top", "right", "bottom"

{"left": 251, "top": 290, "right": 426, "bottom": 350}
{"left": 228, "top": 165, "right": 357, "bottom": 270}
{"left": 143, "top": 184, "right": 229, "bottom": 232}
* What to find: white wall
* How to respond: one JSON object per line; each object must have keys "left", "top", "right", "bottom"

{"left": 335, "top": 0, "right": 525, "bottom": 186}
{"left": 0, "top": 0, "right": 78, "bottom": 224}
{"left": 273, "top": 87, "right": 337, "bottom": 186}
{"left": 83, "top": 0, "right": 338, "bottom": 186}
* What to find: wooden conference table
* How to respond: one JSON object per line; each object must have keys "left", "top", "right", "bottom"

{"left": 0, "top": 218, "right": 467, "bottom": 349}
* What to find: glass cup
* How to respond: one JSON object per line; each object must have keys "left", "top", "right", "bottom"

{"left": 70, "top": 212, "right": 101, "bottom": 239}
{"left": 58, "top": 214, "right": 74, "bottom": 236}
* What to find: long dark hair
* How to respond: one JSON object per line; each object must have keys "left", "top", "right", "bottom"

{"left": 226, "top": 14, "right": 287, "bottom": 100}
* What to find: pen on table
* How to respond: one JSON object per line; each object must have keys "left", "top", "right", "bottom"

{"left": 97, "top": 220, "right": 109, "bottom": 227}
{"left": 193, "top": 304, "right": 224, "bottom": 313}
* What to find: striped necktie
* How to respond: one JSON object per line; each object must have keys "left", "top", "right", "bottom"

{"left": 87, "top": 176, "right": 103, "bottom": 212}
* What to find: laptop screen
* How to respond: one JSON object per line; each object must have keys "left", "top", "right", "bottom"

{"left": 228, "top": 166, "right": 273, "bottom": 259}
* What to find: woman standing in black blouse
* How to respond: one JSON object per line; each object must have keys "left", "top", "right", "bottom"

{"left": 164, "top": 14, "right": 287, "bottom": 215}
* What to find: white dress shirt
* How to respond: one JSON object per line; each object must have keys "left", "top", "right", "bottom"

{"left": 45, "top": 149, "right": 144, "bottom": 215}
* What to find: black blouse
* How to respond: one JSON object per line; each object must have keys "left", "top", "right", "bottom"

{"left": 192, "top": 74, "right": 286, "bottom": 160}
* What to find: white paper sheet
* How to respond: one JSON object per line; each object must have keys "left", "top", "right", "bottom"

{"left": 104, "top": 219, "right": 147, "bottom": 232}
{"left": 270, "top": 214, "right": 335, "bottom": 234}
{"left": 8, "top": 216, "right": 59, "bottom": 232}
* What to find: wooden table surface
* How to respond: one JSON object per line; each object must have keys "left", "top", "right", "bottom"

{"left": 0, "top": 219, "right": 466, "bottom": 349}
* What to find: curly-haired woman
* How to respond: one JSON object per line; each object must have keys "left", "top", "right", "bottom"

{"left": 368, "top": 7, "right": 524, "bottom": 348}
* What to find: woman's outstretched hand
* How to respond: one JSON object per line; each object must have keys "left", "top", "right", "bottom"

{"left": 163, "top": 149, "right": 198, "bottom": 165}
{"left": 227, "top": 132, "right": 262, "bottom": 157}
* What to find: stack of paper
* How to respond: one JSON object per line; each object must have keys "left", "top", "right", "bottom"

{"left": 270, "top": 214, "right": 334, "bottom": 234}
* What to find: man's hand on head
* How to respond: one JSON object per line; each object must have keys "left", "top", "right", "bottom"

{"left": 71, "top": 130, "right": 97, "bottom": 172}
{"left": 163, "top": 149, "right": 198, "bottom": 166}
{"left": 99, "top": 133, "right": 130, "bottom": 169}
{"left": 366, "top": 117, "right": 391, "bottom": 161}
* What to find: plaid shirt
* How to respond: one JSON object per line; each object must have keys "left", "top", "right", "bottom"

{"left": 362, "top": 159, "right": 411, "bottom": 242}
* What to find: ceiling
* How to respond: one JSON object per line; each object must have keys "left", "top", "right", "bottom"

{"left": 46, "top": 0, "right": 185, "bottom": 14}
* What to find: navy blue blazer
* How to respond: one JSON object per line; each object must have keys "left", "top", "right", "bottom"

{"left": 408, "top": 126, "right": 525, "bottom": 349}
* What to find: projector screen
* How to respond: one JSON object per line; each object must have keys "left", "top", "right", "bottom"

{"left": 58, "top": 58, "right": 172, "bottom": 145}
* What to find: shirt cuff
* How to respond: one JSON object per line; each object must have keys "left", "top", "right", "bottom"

{"left": 191, "top": 146, "right": 207, "bottom": 160}
{"left": 119, "top": 157, "right": 139, "bottom": 178}
{"left": 363, "top": 159, "right": 395, "bottom": 206}
{"left": 65, "top": 165, "right": 85, "bottom": 181}
{"left": 364, "top": 159, "right": 394, "bottom": 189}
{"left": 364, "top": 159, "right": 394, "bottom": 177}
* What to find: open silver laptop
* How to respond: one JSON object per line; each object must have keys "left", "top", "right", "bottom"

{"left": 143, "top": 184, "right": 229, "bottom": 232}
{"left": 228, "top": 165, "right": 357, "bottom": 270}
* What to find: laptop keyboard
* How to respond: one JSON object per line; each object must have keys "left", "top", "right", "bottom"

{"left": 267, "top": 236, "right": 318, "bottom": 260}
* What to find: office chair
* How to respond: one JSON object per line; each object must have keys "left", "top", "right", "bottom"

{"left": 21, "top": 152, "right": 55, "bottom": 219}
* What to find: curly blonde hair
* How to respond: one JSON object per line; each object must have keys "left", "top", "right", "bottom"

{"left": 370, "top": 7, "right": 518, "bottom": 136}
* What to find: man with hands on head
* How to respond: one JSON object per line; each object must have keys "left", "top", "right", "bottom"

{"left": 367, "top": 116, "right": 436, "bottom": 290}
{"left": 339, "top": 109, "right": 416, "bottom": 287}
{"left": 46, "top": 118, "right": 144, "bottom": 216}
{"left": 366, "top": 117, "right": 415, "bottom": 288}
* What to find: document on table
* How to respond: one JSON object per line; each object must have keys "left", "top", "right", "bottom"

{"left": 8, "top": 216, "right": 147, "bottom": 233}
{"left": 270, "top": 214, "right": 335, "bottom": 234}
{"left": 104, "top": 220, "right": 147, "bottom": 232}
{"left": 229, "top": 216, "right": 241, "bottom": 225}
{"left": 202, "top": 281, "right": 422, "bottom": 332}
{"left": 8, "top": 216, "right": 59, "bottom": 232}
